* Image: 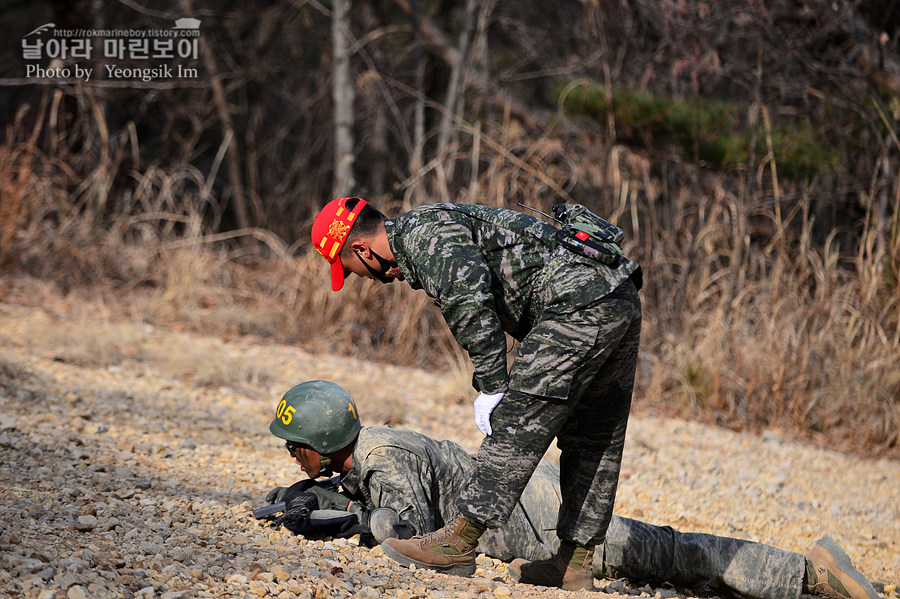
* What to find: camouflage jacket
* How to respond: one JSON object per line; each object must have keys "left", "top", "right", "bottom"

{"left": 385, "top": 203, "right": 639, "bottom": 394}
{"left": 340, "top": 426, "right": 562, "bottom": 561}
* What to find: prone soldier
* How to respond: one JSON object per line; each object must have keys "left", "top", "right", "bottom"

{"left": 259, "top": 381, "right": 879, "bottom": 599}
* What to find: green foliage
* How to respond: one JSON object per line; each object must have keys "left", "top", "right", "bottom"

{"left": 556, "top": 82, "right": 839, "bottom": 179}
{"left": 768, "top": 119, "right": 841, "bottom": 180}
{"left": 683, "top": 361, "right": 710, "bottom": 409}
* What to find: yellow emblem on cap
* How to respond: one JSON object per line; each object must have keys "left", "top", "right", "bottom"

{"left": 329, "top": 220, "right": 350, "bottom": 241}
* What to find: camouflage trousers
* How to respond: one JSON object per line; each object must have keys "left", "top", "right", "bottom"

{"left": 456, "top": 278, "right": 641, "bottom": 547}
{"left": 598, "top": 515, "right": 806, "bottom": 599}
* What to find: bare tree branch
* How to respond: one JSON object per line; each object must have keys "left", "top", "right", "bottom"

{"left": 389, "top": 0, "right": 545, "bottom": 130}
{"left": 332, "top": 0, "right": 356, "bottom": 196}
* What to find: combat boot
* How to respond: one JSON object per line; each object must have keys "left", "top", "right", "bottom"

{"left": 508, "top": 542, "right": 594, "bottom": 591}
{"left": 804, "top": 537, "right": 878, "bottom": 599}
{"left": 380, "top": 515, "right": 480, "bottom": 576}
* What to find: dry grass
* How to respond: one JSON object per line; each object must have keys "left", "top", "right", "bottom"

{"left": 622, "top": 152, "right": 900, "bottom": 455}
{"left": 1, "top": 89, "right": 897, "bottom": 460}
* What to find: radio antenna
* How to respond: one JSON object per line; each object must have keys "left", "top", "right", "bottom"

{"left": 517, "top": 202, "right": 562, "bottom": 223}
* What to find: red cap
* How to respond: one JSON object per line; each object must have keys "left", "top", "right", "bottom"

{"left": 311, "top": 197, "right": 368, "bottom": 291}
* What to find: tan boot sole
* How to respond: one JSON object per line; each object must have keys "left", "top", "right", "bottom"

{"left": 381, "top": 541, "right": 476, "bottom": 577}
{"left": 809, "top": 537, "right": 878, "bottom": 599}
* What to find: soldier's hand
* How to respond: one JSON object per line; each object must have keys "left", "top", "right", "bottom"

{"left": 266, "top": 486, "right": 288, "bottom": 504}
{"left": 268, "top": 478, "right": 320, "bottom": 504}
{"left": 307, "top": 486, "right": 352, "bottom": 511}
{"left": 474, "top": 391, "right": 505, "bottom": 435}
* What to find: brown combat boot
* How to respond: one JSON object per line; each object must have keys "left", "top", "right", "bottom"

{"left": 508, "top": 542, "right": 594, "bottom": 591}
{"left": 380, "top": 515, "right": 480, "bottom": 576}
{"left": 804, "top": 537, "right": 878, "bottom": 599}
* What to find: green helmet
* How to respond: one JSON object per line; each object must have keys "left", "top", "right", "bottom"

{"left": 269, "top": 380, "right": 361, "bottom": 453}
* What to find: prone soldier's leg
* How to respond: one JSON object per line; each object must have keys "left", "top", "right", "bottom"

{"left": 598, "top": 515, "right": 805, "bottom": 599}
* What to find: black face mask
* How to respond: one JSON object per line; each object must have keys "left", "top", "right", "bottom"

{"left": 356, "top": 249, "right": 404, "bottom": 284}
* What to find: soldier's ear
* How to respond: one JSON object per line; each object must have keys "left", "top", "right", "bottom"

{"left": 349, "top": 240, "right": 372, "bottom": 257}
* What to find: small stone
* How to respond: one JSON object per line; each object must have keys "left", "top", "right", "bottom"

{"left": 75, "top": 515, "right": 97, "bottom": 531}
{"left": 492, "top": 587, "right": 512, "bottom": 598}
{"left": 66, "top": 586, "right": 90, "bottom": 599}
{"left": 114, "top": 467, "right": 135, "bottom": 478}
{"left": 286, "top": 579, "right": 304, "bottom": 594}
{"left": 605, "top": 580, "right": 627, "bottom": 593}
{"left": 57, "top": 573, "right": 80, "bottom": 590}
{"left": 270, "top": 565, "right": 290, "bottom": 582}
{"left": 135, "top": 479, "right": 152, "bottom": 490}
{"left": 26, "top": 502, "right": 50, "bottom": 518}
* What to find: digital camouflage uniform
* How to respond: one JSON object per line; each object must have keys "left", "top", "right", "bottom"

{"left": 384, "top": 204, "right": 642, "bottom": 546}
{"left": 340, "top": 426, "right": 806, "bottom": 599}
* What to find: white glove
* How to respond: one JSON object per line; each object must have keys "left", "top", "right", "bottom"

{"left": 473, "top": 391, "right": 505, "bottom": 436}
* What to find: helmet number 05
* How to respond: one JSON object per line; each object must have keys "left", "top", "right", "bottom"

{"left": 276, "top": 399, "right": 295, "bottom": 425}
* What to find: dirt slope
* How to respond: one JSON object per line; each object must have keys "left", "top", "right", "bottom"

{"left": 0, "top": 298, "right": 897, "bottom": 599}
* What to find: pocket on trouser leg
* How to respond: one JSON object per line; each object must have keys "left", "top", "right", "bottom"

{"left": 508, "top": 319, "right": 600, "bottom": 401}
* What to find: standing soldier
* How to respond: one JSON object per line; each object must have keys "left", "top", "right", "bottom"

{"left": 311, "top": 196, "right": 640, "bottom": 590}
{"left": 264, "top": 381, "right": 880, "bottom": 599}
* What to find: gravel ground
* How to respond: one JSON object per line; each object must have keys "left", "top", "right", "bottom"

{"left": 0, "top": 298, "right": 897, "bottom": 599}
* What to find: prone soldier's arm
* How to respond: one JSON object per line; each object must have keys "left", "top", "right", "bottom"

{"left": 362, "top": 446, "right": 439, "bottom": 536}
{"left": 252, "top": 475, "right": 342, "bottom": 519}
